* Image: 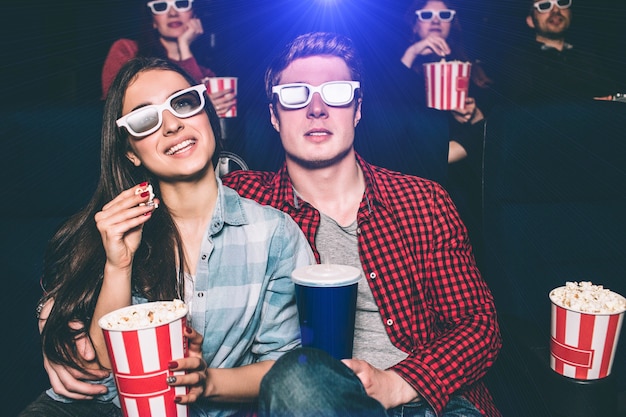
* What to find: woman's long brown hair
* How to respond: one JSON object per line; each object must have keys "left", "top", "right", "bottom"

{"left": 40, "top": 57, "right": 222, "bottom": 371}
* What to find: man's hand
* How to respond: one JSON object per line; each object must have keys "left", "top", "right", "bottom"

{"left": 342, "top": 358, "right": 420, "bottom": 409}
{"left": 39, "top": 300, "right": 110, "bottom": 399}
{"left": 44, "top": 354, "right": 110, "bottom": 399}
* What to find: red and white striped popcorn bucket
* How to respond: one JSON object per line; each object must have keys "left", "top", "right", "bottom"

{"left": 550, "top": 298, "right": 625, "bottom": 380}
{"left": 204, "top": 76, "right": 238, "bottom": 118}
{"left": 423, "top": 61, "right": 471, "bottom": 110}
{"left": 99, "top": 301, "right": 189, "bottom": 417}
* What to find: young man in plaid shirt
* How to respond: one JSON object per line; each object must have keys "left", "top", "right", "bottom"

{"left": 221, "top": 31, "right": 502, "bottom": 417}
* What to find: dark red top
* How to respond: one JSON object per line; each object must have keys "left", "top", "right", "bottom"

{"left": 101, "top": 38, "right": 215, "bottom": 100}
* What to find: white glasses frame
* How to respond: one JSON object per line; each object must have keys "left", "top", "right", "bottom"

{"left": 147, "top": 0, "right": 194, "bottom": 15}
{"left": 533, "top": 0, "right": 572, "bottom": 13}
{"left": 116, "top": 84, "right": 207, "bottom": 138}
{"left": 272, "top": 81, "right": 361, "bottom": 109}
{"left": 415, "top": 9, "right": 456, "bottom": 22}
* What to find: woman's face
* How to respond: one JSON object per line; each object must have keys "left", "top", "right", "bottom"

{"left": 413, "top": 0, "right": 453, "bottom": 40}
{"left": 151, "top": 2, "right": 195, "bottom": 40}
{"left": 122, "top": 70, "right": 216, "bottom": 180}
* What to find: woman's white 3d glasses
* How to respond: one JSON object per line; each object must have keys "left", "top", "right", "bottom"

{"left": 147, "top": 0, "right": 193, "bottom": 15}
{"left": 116, "top": 84, "right": 206, "bottom": 138}
{"left": 415, "top": 9, "right": 456, "bottom": 22}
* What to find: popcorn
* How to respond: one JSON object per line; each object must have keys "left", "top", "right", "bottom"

{"left": 100, "top": 299, "right": 187, "bottom": 330}
{"left": 136, "top": 183, "right": 158, "bottom": 208}
{"left": 550, "top": 281, "right": 626, "bottom": 314}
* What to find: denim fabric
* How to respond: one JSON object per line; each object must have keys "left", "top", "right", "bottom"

{"left": 259, "top": 347, "right": 482, "bottom": 417}
{"left": 19, "top": 392, "right": 229, "bottom": 417}
{"left": 18, "top": 392, "right": 122, "bottom": 417}
{"left": 259, "top": 347, "right": 387, "bottom": 417}
{"left": 387, "top": 396, "right": 482, "bottom": 417}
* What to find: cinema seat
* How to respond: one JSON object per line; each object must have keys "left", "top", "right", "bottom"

{"left": 481, "top": 100, "right": 626, "bottom": 417}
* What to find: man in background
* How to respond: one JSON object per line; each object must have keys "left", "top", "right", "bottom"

{"left": 497, "top": 0, "right": 618, "bottom": 103}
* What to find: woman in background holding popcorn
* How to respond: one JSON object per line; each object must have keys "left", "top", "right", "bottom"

{"left": 400, "top": 0, "right": 490, "bottom": 146}
{"left": 20, "top": 57, "right": 314, "bottom": 417}
{"left": 101, "top": 0, "right": 236, "bottom": 116}
{"left": 393, "top": 0, "right": 495, "bottom": 268}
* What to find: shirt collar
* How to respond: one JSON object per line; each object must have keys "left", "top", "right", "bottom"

{"left": 356, "top": 153, "right": 389, "bottom": 213}
{"left": 276, "top": 153, "right": 384, "bottom": 214}
{"left": 274, "top": 164, "right": 301, "bottom": 210}
{"left": 211, "top": 177, "right": 248, "bottom": 235}
{"left": 539, "top": 41, "right": 573, "bottom": 51}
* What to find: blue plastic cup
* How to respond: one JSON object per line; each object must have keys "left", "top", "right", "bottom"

{"left": 291, "top": 264, "right": 362, "bottom": 360}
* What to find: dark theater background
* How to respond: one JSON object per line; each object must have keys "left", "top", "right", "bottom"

{"left": 3, "top": 0, "right": 625, "bottom": 105}
{"left": 1, "top": 0, "right": 625, "bottom": 416}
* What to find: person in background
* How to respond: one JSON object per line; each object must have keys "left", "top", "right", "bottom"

{"left": 496, "top": 0, "right": 618, "bottom": 103}
{"left": 101, "top": 0, "right": 236, "bottom": 117}
{"left": 400, "top": 0, "right": 492, "bottom": 163}
{"left": 396, "top": 0, "right": 493, "bottom": 266}
{"left": 19, "top": 57, "right": 313, "bottom": 417}
{"left": 223, "top": 31, "right": 502, "bottom": 417}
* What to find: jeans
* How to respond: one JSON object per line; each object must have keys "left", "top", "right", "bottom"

{"left": 18, "top": 392, "right": 246, "bottom": 417}
{"left": 18, "top": 392, "right": 123, "bottom": 417}
{"left": 386, "top": 396, "right": 483, "bottom": 417}
{"left": 258, "top": 347, "right": 483, "bottom": 417}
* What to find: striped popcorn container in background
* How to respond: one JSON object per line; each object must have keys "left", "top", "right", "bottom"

{"left": 204, "top": 77, "right": 238, "bottom": 118}
{"left": 423, "top": 61, "right": 471, "bottom": 110}
{"left": 549, "top": 289, "right": 625, "bottom": 380}
{"left": 99, "top": 301, "right": 189, "bottom": 417}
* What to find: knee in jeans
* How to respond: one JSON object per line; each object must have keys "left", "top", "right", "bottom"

{"left": 265, "top": 347, "right": 330, "bottom": 383}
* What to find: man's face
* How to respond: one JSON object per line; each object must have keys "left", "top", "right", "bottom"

{"left": 270, "top": 56, "right": 362, "bottom": 169}
{"left": 527, "top": 0, "right": 572, "bottom": 40}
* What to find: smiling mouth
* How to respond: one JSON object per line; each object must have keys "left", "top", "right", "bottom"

{"left": 165, "top": 139, "right": 196, "bottom": 155}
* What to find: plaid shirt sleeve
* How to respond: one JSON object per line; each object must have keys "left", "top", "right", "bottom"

{"left": 358, "top": 163, "right": 501, "bottom": 416}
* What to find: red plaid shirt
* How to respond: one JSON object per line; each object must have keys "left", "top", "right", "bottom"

{"left": 222, "top": 154, "right": 502, "bottom": 417}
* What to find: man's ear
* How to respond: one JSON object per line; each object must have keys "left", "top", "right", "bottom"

{"left": 353, "top": 98, "right": 362, "bottom": 128}
{"left": 526, "top": 15, "right": 535, "bottom": 29}
{"left": 126, "top": 151, "right": 141, "bottom": 167}
{"left": 269, "top": 103, "right": 280, "bottom": 132}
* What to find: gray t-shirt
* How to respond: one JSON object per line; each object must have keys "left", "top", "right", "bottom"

{"left": 316, "top": 212, "right": 408, "bottom": 369}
